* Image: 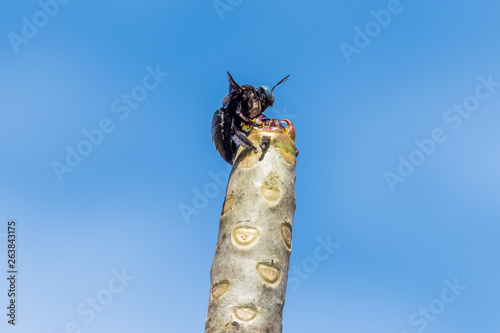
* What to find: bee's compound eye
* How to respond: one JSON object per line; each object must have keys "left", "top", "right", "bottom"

{"left": 259, "top": 86, "right": 274, "bottom": 109}
{"left": 259, "top": 86, "right": 272, "bottom": 99}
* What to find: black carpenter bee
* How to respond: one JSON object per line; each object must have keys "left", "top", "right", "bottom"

{"left": 211, "top": 71, "right": 290, "bottom": 164}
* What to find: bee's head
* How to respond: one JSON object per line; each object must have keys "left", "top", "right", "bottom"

{"left": 258, "top": 85, "right": 275, "bottom": 112}
{"left": 258, "top": 75, "right": 290, "bottom": 112}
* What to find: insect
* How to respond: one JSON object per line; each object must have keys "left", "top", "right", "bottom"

{"left": 211, "top": 71, "right": 290, "bottom": 164}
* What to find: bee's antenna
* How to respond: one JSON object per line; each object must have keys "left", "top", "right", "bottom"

{"left": 271, "top": 75, "right": 290, "bottom": 92}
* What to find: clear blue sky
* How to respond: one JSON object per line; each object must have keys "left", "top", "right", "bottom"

{"left": 1, "top": 0, "right": 500, "bottom": 332}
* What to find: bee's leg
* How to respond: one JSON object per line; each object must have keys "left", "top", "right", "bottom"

{"left": 233, "top": 131, "right": 256, "bottom": 150}
{"left": 255, "top": 114, "right": 268, "bottom": 125}
{"left": 235, "top": 102, "right": 263, "bottom": 127}
{"left": 231, "top": 118, "right": 256, "bottom": 150}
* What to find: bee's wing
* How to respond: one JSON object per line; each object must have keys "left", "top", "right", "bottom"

{"left": 227, "top": 71, "right": 241, "bottom": 95}
{"left": 211, "top": 108, "right": 235, "bottom": 164}
{"left": 222, "top": 94, "right": 229, "bottom": 108}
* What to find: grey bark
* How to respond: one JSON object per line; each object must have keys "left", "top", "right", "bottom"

{"left": 206, "top": 120, "right": 298, "bottom": 333}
